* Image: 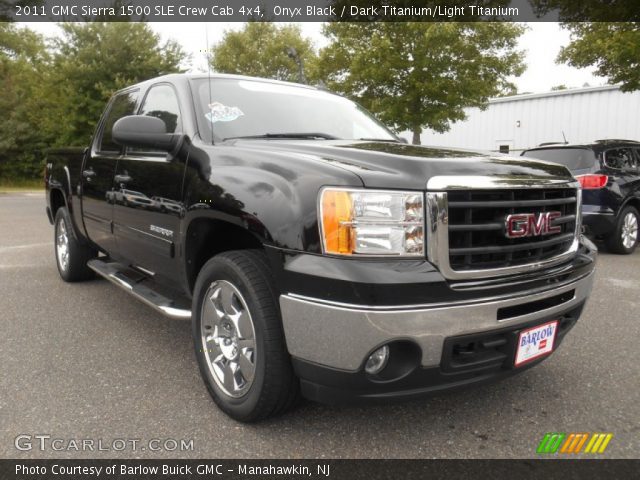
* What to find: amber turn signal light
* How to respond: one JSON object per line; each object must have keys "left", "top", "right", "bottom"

{"left": 321, "top": 189, "right": 354, "bottom": 254}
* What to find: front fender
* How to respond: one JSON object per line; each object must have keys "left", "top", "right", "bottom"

{"left": 183, "top": 160, "right": 362, "bottom": 253}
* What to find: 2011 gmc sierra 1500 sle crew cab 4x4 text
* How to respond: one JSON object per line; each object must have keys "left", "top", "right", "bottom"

{"left": 45, "top": 74, "right": 597, "bottom": 422}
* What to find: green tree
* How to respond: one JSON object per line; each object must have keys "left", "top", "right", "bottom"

{"left": 316, "top": 23, "right": 525, "bottom": 144}
{"left": 557, "top": 23, "right": 640, "bottom": 92}
{"left": 210, "top": 23, "right": 316, "bottom": 83}
{"left": 50, "top": 22, "right": 187, "bottom": 146}
{"left": 0, "top": 23, "right": 52, "bottom": 180}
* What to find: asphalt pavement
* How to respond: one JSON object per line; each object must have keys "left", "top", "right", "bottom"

{"left": 1, "top": 193, "right": 638, "bottom": 458}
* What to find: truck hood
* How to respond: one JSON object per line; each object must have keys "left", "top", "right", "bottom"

{"left": 231, "top": 140, "right": 572, "bottom": 190}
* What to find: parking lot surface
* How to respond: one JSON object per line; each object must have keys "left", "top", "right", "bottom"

{"left": 1, "top": 193, "right": 638, "bottom": 458}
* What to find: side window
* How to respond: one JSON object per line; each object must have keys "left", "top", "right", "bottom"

{"left": 128, "top": 84, "right": 182, "bottom": 155}
{"left": 98, "top": 91, "right": 139, "bottom": 153}
{"left": 605, "top": 148, "right": 637, "bottom": 171}
{"left": 139, "top": 84, "right": 181, "bottom": 134}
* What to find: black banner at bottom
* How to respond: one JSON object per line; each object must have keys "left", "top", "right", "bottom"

{"left": 1, "top": 459, "right": 638, "bottom": 480}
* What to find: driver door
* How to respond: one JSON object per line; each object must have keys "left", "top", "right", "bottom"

{"left": 112, "top": 83, "right": 186, "bottom": 282}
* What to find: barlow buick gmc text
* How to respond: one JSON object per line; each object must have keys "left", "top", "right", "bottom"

{"left": 45, "top": 74, "right": 596, "bottom": 421}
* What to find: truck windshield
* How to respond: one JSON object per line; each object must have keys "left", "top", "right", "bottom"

{"left": 193, "top": 78, "right": 397, "bottom": 143}
{"left": 522, "top": 148, "right": 597, "bottom": 171}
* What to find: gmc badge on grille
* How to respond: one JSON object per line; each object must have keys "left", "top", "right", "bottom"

{"left": 505, "top": 212, "right": 562, "bottom": 238}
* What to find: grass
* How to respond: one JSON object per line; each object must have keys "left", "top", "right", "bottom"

{"left": 0, "top": 178, "right": 44, "bottom": 193}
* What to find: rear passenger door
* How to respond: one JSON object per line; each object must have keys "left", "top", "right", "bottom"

{"left": 631, "top": 148, "right": 640, "bottom": 201}
{"left": 83, "top": 90, "right": 139, "bottom": 256}
{"left": 604, "top": 148, "right": 639, "bottom": 205}
{"left": 112, "top": 83, "right": 187, "bottom": 282}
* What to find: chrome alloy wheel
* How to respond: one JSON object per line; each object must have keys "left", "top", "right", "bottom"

{"left": 56, "top": 218, "right": 69, "bottom": 272}
{"left": 200, "top": 280, "right": 257, "bottom": 398}
{"left": 622, "top": 212, "right": 638, "bottom": 249}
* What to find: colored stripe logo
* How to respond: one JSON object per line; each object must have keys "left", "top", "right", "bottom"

{"left": 537, "top": 433, "right": 613, "bottom": 454}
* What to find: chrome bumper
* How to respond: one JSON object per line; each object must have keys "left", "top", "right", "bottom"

{"left": 279, "top": 271, "right": 594, "bottom": 372}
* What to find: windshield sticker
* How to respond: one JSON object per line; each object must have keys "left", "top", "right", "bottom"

{"left": 206, "top": 102, "right": 244, "bottom": 123}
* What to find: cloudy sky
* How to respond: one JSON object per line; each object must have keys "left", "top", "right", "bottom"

{"left": 26, "top": 22, "right": 604, "bottom": 94}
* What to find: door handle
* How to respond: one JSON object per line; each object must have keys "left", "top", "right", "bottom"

{"left": 114, "top": 174, "right": 132, "bottom": 184}
{"left": 82, "top": 169, "right": 96, "bottom": 179}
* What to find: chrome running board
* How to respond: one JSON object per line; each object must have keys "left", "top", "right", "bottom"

{"left": 87, "top": 259, "right": 191, "bottom": 319}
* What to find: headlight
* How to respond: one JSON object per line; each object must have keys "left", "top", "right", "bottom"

{"left": 319, "top": 188, "right": 424, "bottom": 256}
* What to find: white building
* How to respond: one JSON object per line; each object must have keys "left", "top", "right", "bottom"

{"left": 419, "top": 85, "right": 640, "bottom": 154}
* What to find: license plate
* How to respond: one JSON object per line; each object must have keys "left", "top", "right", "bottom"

{"left": 514, "top": 320, "right": 558, "bottom": 367}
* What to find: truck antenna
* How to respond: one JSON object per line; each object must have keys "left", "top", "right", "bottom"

{"left": 205, "top": 24, "right": 214, "bottom": 145}
{"left": 562, "top": 131, "right": 568, "bottom": 144}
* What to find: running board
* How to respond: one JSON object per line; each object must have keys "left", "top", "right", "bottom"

{"left": 87, "top": 259, "right": 191, "bottom": 319}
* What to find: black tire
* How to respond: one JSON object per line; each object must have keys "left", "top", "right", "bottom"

{"left": 54, "top": 207, "right": 96, "bottom": 282}
{"left": 605, "top": 205, "right": 639, "bottom": 254}
{"left": 192, "top": 250, "right": 299, "bottom": 422}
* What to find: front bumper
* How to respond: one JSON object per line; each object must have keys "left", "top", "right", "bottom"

{"left": 277, "top": 244, "right": 596, "bottom": 403}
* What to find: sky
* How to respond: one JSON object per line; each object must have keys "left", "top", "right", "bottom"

{"left": 25, "top": 22, "right": 604, "bottom": 94}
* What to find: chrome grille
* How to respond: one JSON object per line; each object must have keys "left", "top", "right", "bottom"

{"left": 426, "top": 177, "right": 581, "bottom": 280}
{"left": 447, "top": 188, "right": 577, "bottom": 270}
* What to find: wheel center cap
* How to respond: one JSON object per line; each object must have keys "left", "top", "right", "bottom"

{"left": 220, "top": 337, "right": 238, "bottom": 360}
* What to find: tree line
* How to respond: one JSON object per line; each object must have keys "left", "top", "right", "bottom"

{"left": 1, "top": 21, "right": 637, "bottom": 181}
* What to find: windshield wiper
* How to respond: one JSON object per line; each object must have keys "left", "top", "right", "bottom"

{"left": 356, "top": 138, "right": 401, "bottom": 143}
{"left": 223, "top": 132, "right": 339, "bottom": 141}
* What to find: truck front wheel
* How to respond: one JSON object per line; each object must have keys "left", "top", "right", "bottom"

{"left": 54, "top": 207, "right": 96, "bottom": 282}
{"left": 192, "top": 250, "right": 299, "bottom": 422}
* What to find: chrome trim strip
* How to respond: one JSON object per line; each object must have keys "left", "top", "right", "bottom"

{"left": 427, "top": 176, "right": 579, "bottom": 190}
{"left": 109, "top": 273, "right": 134, "bottom": 290}
{"left": 286, "top": 270, "right": 592, "bottom": 311}
{"left": 158, "top": 306, "right": 191, "bottom": 319}
{"left": 425, "top": 176, "right": 582, "bottom": 280}
{"left": 133, "top": 265, "right": 156, "bottom": 277}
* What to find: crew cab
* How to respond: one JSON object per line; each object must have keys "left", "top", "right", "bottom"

{"left": 45, "top": 74, "right": 597, "bottom": 421}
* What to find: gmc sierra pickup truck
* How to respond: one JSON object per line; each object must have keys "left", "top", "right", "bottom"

{"left": 45, "top": 74, "right": 597, "bottom": 422}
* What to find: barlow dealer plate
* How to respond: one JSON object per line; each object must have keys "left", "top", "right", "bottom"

{"left": 514, "top": 321, "right": 558, "bottom": 367}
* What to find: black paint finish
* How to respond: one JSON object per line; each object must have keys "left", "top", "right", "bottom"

{"left": 45, "top": 73, "right": 592, "bottom": 304}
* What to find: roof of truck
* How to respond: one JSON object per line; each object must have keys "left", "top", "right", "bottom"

{"left": 125, "top": 72, "right": 319, "bottom": 92}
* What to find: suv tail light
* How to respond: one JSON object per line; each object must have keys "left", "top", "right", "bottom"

{"left": 576, "top": 174, "right": 608, "bottom": 189}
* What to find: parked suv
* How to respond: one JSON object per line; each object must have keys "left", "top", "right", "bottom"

{"left": 522, "top": 140, "right": 640, "bottom": 254}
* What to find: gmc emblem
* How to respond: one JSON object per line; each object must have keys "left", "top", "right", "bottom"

{"left": 505, "top": 212, "right": 562, "bottom": 239}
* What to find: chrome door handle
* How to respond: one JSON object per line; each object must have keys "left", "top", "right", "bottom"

{"left": 114, "top": 174, "right": 132, "bottom": 183}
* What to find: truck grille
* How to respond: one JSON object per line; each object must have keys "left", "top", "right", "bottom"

{"left": 446, "top": 188, "right": 578, "bottom": 271}
{"left": 426, "top": 177, "right": 581, "bottom": 280}
{"left": 448, "top": 188, "right": 578, "bottom": 270}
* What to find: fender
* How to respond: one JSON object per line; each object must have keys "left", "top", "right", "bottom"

{"left": 619, "top": 195, "right": 640, "bottom": 216}
{"left": 46, "top": 147, "right": 91, "bottom": 244}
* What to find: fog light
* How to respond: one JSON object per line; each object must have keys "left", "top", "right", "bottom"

{"left": 365, "top": 345, "right": 390, "bottom": 375}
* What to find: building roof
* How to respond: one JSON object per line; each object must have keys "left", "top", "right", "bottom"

{"left": 490, "top": 84, "right": 622, "bottom": 105}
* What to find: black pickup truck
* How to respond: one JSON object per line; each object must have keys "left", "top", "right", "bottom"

{"left": 45, "top": 74, "right": 597, "bottom": 421}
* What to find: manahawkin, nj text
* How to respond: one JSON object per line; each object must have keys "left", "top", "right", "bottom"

{"left": 15, "top": 463, "right": 331, "bottom": 477}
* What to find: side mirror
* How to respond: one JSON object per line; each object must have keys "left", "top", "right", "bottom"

{"left": 397, "top": 137, "right": 409, "bottom": 144}
{"left": 112, "top": 115, "right": 181, "bottom": 152}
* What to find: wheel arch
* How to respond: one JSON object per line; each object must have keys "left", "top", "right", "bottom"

{"left": 49, "top": 188, "right": 67, "bottom": 220}
{"left": 184, "top": 217, "right": 265, "bottom": 293}
{"left": 621, "top": 196, "right": 640, "bottom": 214}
